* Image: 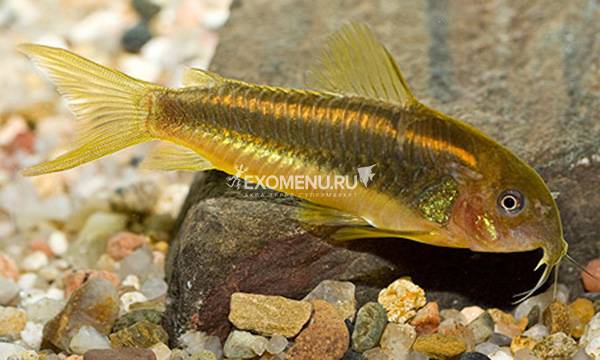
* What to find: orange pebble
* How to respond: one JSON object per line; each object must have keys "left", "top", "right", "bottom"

{"left": 31, "top": 238, "right": 54, "bottom": 257}
{"left": 582, "top": 258, "right": 600, "bottom": 292}
{"left": 106, "top": 232, "right": 148, "bottom": 260}
{"left": 0, "top": 252, "right": 19, "bottom": 281}
{"left": 63, "top": 269, "right": 120, "bottom": 298}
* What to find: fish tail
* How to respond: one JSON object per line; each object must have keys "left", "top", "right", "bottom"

{"left": 18, "top": 44, "right": 163, "bottom": 176}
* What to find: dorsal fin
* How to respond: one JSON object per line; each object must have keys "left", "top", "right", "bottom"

{"left": 307, "top": 22, "right": 417, "bottom": 107}
{"left": 140, "top": 142, "right": 214, "bottom": 171}
{"left": 182, "top": 68, "right": 225, "bottom": 87}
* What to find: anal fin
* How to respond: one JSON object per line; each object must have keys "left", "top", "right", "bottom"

{"left": 140, "top": 142, "right": 214, "bottom": 171}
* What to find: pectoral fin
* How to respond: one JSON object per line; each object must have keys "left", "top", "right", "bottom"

{"left": 295, "top": 202, "right": 370, "bottom": 227}
{"left": 332, "top": 226, "right": 432, "bottom": 242}
{"left": 140, "top": 142, "right": 214, "bottom": 171}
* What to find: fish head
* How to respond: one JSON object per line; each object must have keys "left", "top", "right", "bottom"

{"left": 450, "top": 147, "right": 567, "bottom": 298}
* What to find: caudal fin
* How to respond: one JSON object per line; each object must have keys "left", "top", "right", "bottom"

{"left": 18, "top": 44, "right": 163, "bottom": 176}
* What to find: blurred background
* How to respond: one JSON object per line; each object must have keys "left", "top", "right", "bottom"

{"left": 0, "top": 0, "right": 231, "bottom": 252}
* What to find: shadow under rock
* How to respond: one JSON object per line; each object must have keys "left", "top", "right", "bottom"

{"left": 344, "top": 237, "right": 545, "bottom": 309}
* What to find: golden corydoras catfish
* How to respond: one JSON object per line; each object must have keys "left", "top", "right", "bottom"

{"left": 19, "top": 23, "right": 568, "bottom": 300}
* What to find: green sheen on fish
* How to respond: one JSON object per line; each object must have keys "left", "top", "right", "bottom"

{"left": 18, "top": 23, "right": 567, "bottom": 301}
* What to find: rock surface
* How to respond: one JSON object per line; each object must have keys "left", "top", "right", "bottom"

{"left": 166, "top": 0, "right": 600, "bottom": 340}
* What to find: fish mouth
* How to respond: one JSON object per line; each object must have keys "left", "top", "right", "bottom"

{"left": 512, "top": 238, "right": 568, "bottom": 303}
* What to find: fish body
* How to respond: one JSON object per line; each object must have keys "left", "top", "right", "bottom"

{"left": 18, "top": 23, "right": 567, "bottom": 299}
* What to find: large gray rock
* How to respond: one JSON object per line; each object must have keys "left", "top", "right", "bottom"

{"left": 165, "top": 0, "right": 600, "bottom": 341}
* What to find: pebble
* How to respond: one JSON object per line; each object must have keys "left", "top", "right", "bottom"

{"left": 0, "top": 343, "right": 26, "bottom": 359}
{"left": 580, "top": 312, "right": 600, "bottom": 347}
{"left": 411, "top": 302, "right": 441, "bottom": 335}
{"left": 509, "top": 336, "right": 537, "bottom": 353}
{"left": 178, "top": 330, "right": 222, "bottom": 359}
{"left": 378, "top": 278, "right": 426, "bottom": 323}
{"left": 513, "top": 348, "right": 539, "bottom": 360}
{"left": 228, "top": 292, "right": 312, "bottom": 337}
{"left": 24, "top": 297, "right": 65, "bottom": 324}
{"left": 266, "top": 335, "right": 288, "bottom": 354}
{"left": 66, "top": 212, "right": 128, "bottom": 269}
{"left": 0, "top": 277, "right": 19, "bottom": 305}
{"left": 351, "top": 302, "right": 387, "bottom": 352}
{"left": 20, "top": 321, "right": 43, "bottom": 349}
{"left": 582, "top": 259, "right": 600, "bottom": 292}
{"left": 573, "top": 348, "right": 593, "bottom": 360}
{"left": 120, "top": 292, "right": 149, "bottom": 314}
{"left": 525, "top": 305, "right": 540, "bottom": 328}
{"left": 462, "top": 306, "right": 485, "bottom": 325}
{"left": 303, "top": 280, "right": 356, "bottom": 321}
{"left": 474, "top": 342, "right": 499, "bottom": 356}
{"left": 63, "top": 269, "right": 120, "bottom": 298}
{"left": 0, "top": 306, "right": 27, "bottom": 337}
{"left": 140, "top": 277, "right": 168, "bottom": 300}
{"left": 189, "top": 350, "right": 217, "bottom": 360}
{"left": 48, "top": 231, "right": 69, "bottom": 256}
{"left": 43, "top": 278, "right": 119, "bottom": 351}
{"left": 584, "top": 336, "right": 600, "bottom": 358}
{"left": 488, "top": 309, "right": 526, "bottom": 338}
{"left": 532, "top": 332, "right": 578, "bottom": 359}
{"left": 122, "top": 21, "right": 153, "bottom": 53}
{"left": 223, "top": 330, "right": 267, "bottom": 359}
{"left": 569, "top": 298, "right": 594, "bottom": 338}
{"left": 542, "top": 301, "right": 571, "bottom": 335}
{"left": 488, "top": 333, "right": 511, "bottom": 347}
{"left": 82, "top": 348, "right": 157, "bottom": 360}
{"left": 488, "top": 349, "right": 513, "bottom": 360}
{"left": 109, "top": 320, "right": 168, "bottom": 348}
{"left": 69, "top": 325, "right": 111, "bottom": 354}
{"left": 286, "top": 300, "right": 349, "bottom": 360}
{"left": 21, "top": 251, "right": 48, "bottom": 272}
{"left": 119, "top": 247, "right": 157, "bottom": 281}
{"left": 522, "top": 324, "right": 549, "bottom": 341}
{"left": 459, "top": 352, "right": 491, "bottom": 360}
{"left": 106, "top": 232, "right": 147, "bottom": 261}
{"left": 0, "top": 252, "right": 19, "bottom": 280}
{"left": 467, "top": 312, "right": 494, "bottom": 345}
{"left": 413, "top": 333, "right": 467, "bottom": 359}
{"left": 112, "top": 309, "right": 163, "bottom": 332}
{"left": 439, "top": 318, "right": 475, "bottom": 351}
{"left": 380, "top": 323, "right": 417, "bottom": 359}
{"left": 149, "top": 342, "right": 171, "bottom": 360}
{"left": 133, "top": 0, "right": 161, "bottom": 20}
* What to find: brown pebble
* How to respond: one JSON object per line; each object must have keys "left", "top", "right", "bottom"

{"left": 413, "top": 333, "right": 466, "bottom": 360}
{"left": 286, "top": 300, "right": 349, "bottom": 360}
{"left": 106, "top": 232, "right": 148, "bottom": 261}
{"left": 83, "top": 348, "right": 156, "bottom": 360}
{"left": 543, "top": 301, "right": 571, "bottom": 335}
{"left": 411, "top": 301, "right": 441, "bottom": 335}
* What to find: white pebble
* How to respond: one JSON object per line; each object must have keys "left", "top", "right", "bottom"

{"left": 0, "top": 343, "right": 26, "bottom": 359}
{"left": 20, "top": 321, "right": 43, "bottom": 350}
{"left": 121, "top": 274, "right": 140, "bottom": 290}
{"left": 119, "top": 291, "right": 148, "bottom": 314}
{"left": 45, "top": 287, "right": 64, "bottom": 301}
{"left": 140, "top": 277, "right": 168, "bottom": 300}
{"left": 69, "top": 325, "right": 111, "bottom": 354}
{"left": 0, "top": 277, "right": 19, "bottom": 305}
{"left": 17, "top": 273, "right": 38, "bottom": 289}
{"left": 523, "top": 323, "right": 549, "bottom": 340}
{"left": 21, "top": 251, "right": 48, "bottom": 272}
{"left": 475, "top": 342, "right": 500, "bottom": 356}
{"left": 266, "top": 335, "right": 288, "bottom": 354}
{"left": 585, "top": 336, "right": 600, "bottom": 358}
{"left": 489, "top": 349, "right": 514, "bottom": 360}
{"left": 48, "top": 231, "right": 68, "bottom": 256}
{"left": 150, "top": 342, "right": 171, "bottom": 360}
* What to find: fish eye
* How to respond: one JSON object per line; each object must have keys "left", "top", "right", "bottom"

{"left": 498, "top": 190, "right": 525, "bottom": 215}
